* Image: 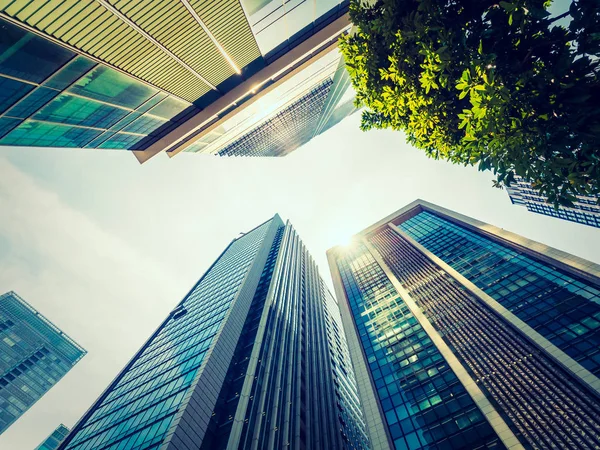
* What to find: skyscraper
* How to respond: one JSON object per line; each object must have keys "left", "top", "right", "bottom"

{"left": 59, "top": 215, "right": 369, "bottom": 450}
{"left": 0, "top": 1, "right": 355, "bottom": 163}
{"left": 36, "top": 424, "right": 70, "bottom": 450}
{"left": 506, "top": 177, "right": 600, "bottom": 228}
{"left": 0, "top": 291, "right": 86, "bottom": 434}
{"left": 328, "top": 200, "right": 600, "bottom": 450}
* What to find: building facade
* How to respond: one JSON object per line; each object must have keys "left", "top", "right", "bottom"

{"left": 506, "top": 177, "right": 600, "bottom": 228}
{"left": 327, "top": 200, "right": 600, "bottom": 450}
{"left": 36, "top": 424, "right": 70, "bottom": 450}
{"left": 0, "top": 1, "right": 355, "bottom": 163}
{"left": 59, "top": 215, "right": 369, "bottom": 450}
{"left": 0, "top": 292, "right": 86, "bottom": 434}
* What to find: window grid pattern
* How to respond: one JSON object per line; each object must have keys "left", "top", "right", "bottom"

{"left": 370, "top": 227, "right": 600, "bottom": 449}
{"left": 0, "top": 292, "right": 86, "bottom": 434}
{"left": 235, "top": 226, "right": 369, "bottom": 450}
{"left": 399, "top": 211, "right": 600, "bottom": 377}
{"left": 335, "top": 244, "right": 500, "bottom": 450}
{"left": 63, "top": 220, "right": 273, "bottom": 450}
{"left": 0, "top": 18, "right": 196, "bottom": 150}
{"left": 217, "top": 79, "right": 333, "bottom": 157}
{"left": 506, "top": 177, "right": 600, "bottom": 228}
{"left": 36, "top": 424, "right": 70, "bottom": 450}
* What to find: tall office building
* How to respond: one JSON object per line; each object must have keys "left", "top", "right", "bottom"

{"left": 506, "top": 177, "right": 600, "bottom": 228}
{"left": 0, "top": 291, "right": 86, "bottom": 434}
{"left": 59, "top": 215, "right": 369, "bottom": 450}
{"left": 328, "top": 200, "right": 600, "bottom": 450}
{"left": 0, "top": 1, "right": 355, "bottom": 163}
{"left": 36, "top": 424, "right": 70, "bottom": 450}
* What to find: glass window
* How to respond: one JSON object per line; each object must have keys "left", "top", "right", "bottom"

{"left": 5, "top": 86, "right": 59, "bottom": 119}
{"left": 34, "top": 94, "right": 130, "bottom": 129}
{"left": 146, "top": 97, "right": 190, "bottom": 119}
{"left": 98, "top": 132, "right": 146, "bottom": 150}
{"left": 68, "top": 65, "right": 157, "bottom": 109}
{"left": 0, "top": 117, "right": 22, "bottom": 139}
{"left": 44, "top": 56, "right": 97, "bottom": 90}
{"left": 122, "top": 115, "right": 166, "bottom": 135}
{"left": 0, "top": 76, "right": 34, "bottom": 114}
{"left": 0, "top": 18, "right": 74, "bottom": 83}
{"left": 0, "top": 121, "right": 101, "bottom": 147}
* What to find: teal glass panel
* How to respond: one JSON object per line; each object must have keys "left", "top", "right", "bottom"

{"left": 84, "top": 131, "right": 115, "bottom": 148}
{"left": 122, "top": 115, "right": 166, "bottom": 135}
{"left": 5, "top": 87, "right": 59, "bottom": 118}
{"left": 34, "top": 94, "right": 130, "bottom": 129}
{"left": 0, "top": 75, "right": 34, "bottom": 113}
{"left": 400, "top": 211, "right": 600, "bottom": 376}
{"left": 98, "top": 133, "right": 146, "bottom": 150}
{"left": 146, "top": 97, "right": 190, "bottom": 119}
{"left": 136, "top": 92, "right": 167, "bottom": 114}
{"left": 0, "top": 117, "right": 22, "bottom": 139}
{"left": 0, "top": 121, "right": 101, "bottom": 147}
{"left": 109, "top": 112, "right": 142, "bottom": 131}
{"left": 44, "top": 56, "right": 96, "bottom": 90}
{"left": 0, "top": 18, "right": 74, "bottom": 83}
{"left": 68, "top": 65, "right": 157, "bottom": 109}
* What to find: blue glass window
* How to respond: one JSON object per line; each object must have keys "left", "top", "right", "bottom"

{"left": 400, "top": 211, "right": 600, "bottom": 376}
{"left": 0, "top": 117, "right": 22, "bottom": 139}
{"left": 34, "top": 94, "right": 130, "bottom": 129}
{"left": 122, "top": 115, "right": 166, "bottom": 135}
{"left": 68, "top": 65, "right": 157, "bottom": 110}
{"left": 5, "top": 86, "right": 59, "bottom": 118}
{"left": 0, "top": 121, "right": 101, "bottom": 147}
{"left": 0, "top": 19, "right": 74, "bottom": 83}
{"left": 0, "top": 76, "right": 34, "bottom": 114}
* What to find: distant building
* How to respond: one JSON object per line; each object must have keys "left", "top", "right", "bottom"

{"left": 0, "top": 2, "right": 355, "bottom": 163}
{"left": 0, "top": 292, "right": 86, "bottom": 434}
{"left": 328, "top": 200, "right": 600, "bottom": 449}
{"left": 60, "top": 215, "right": 369, "bottom": 450}
{"left": 35, "top": 424, "right": 70, "bottom": 450}
{"left": 506, "top": 177, "right": 600, "bottom": 228}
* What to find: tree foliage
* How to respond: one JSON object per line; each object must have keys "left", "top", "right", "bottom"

{"left": 340, "top": 0, "right": 600, "bottom": 206}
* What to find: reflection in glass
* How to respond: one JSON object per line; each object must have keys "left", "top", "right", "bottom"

{"left": 68, "top": 65, "right": 157, "bottom": 110}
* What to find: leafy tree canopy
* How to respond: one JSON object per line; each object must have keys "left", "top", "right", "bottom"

{"left": 341, "top": 0, "right": 600, "bottom": 206}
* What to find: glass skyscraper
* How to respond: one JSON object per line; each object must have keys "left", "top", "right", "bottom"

{"left": 0, "top": 1, "right": 355, "bottom": 163}
{"left": 0, "top": 291, "right": 86, "bottom": 434}
{"left": 328, "top": 200, "right": 600, "bottom": 450}
{"left": 506, "top": 176, "right": 600, "bottom": 228}
{"left": 36, "top": 424, "right": 70, "bottom": 450}
{"left": 59, "top": 215, "right": 369, "bottom": 450}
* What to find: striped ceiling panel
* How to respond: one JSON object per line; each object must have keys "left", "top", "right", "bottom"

{"left": 0, "top": 0, "right": 261, "bottom": 102}
{"left": 190, "top": 0, "right": 261, "bottom": 71}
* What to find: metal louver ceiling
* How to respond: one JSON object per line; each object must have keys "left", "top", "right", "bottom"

{"left": 0, "top": 0, "right": 261, "bottom": 102}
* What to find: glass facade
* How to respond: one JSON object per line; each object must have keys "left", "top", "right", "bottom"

{"left": 0, "top": 18, "right": 198, "bottom": 151}
{"left": 60, "top": 216, "right": 368, "bottom": 450}
{"left": 506, "top": 177, "right": 600, "bottom": 228}
{"left": 182, "top": 48, "right": 357, "bottom": 157}
{"left": 36, "top": 424, "right": 70, "bottom": 450}
{"left": 399, "top": 211, "right": 600, "bottom": 377}
{"left": 335, "top": 243, "right": 501, "bottom": 450}
{"left": 241, "top": 0, "right": 349, "bottom": 58}
{"left": 0, "top": 292, "right": 86, "bottom": 434}
{"left": 0, "top": 1, "right": 353, "bottom": 162}
{"left": 329, "top": 201, "right": 600, "bottom": 450}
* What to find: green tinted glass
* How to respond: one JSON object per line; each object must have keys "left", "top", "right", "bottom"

{"left": 34, "top": 94, "right": 130, "bottom": 129}
{"left": 68, "top": 65, "right": 157, "bottom": 109}
{"left": 0, "top": 121, "right": 101, "bottom": 147}
{"left": 44, "top": 56, "right": 97, "bottom": 90}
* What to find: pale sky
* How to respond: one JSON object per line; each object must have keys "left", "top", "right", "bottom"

{"left": 1, "top": 111, "right": 599, "bottom": 449}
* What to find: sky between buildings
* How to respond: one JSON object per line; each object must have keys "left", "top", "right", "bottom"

{"left": 0, "top": 111, "right": 598, "bottom": 448}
